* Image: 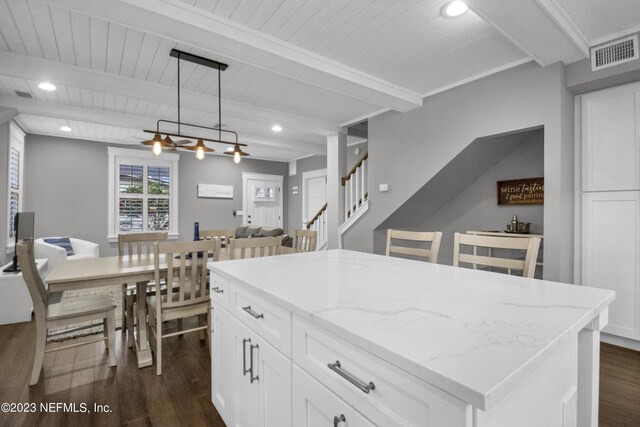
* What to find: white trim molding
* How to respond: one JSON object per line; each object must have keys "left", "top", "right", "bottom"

{"left": 241, "top": 172, "right": 284, "bottom": 228}
{"left": 107, "top": 147, "right": 179, "bottom": 241}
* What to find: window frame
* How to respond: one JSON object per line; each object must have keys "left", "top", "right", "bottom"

{"left": 6, "top": 122, "right": 25, "bottom": 254}
{"left": 107, "top": 147, "right": 179, "bottom": 242}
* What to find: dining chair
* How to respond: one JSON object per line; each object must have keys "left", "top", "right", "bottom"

{"left": 293, "top": 229, "right": 317, "bottom": 252}
{"left": 118, "top": 232, "right": 168, "bottom": 344}
{"left": 385, "top": 229, "right": 443, "bottom": 263}
{"left": 148, "top": 238, "right": 219, "bottom": 375}
{"left": 453, "top": 232, "right": 541, "bottom": 278}
{"left": 230, "top": 236, "right": 281, "bottom": 259}
{"left": 17, "top": 241, "right": 117, "bottom": 385}
{"left": 199, "top": 228, "right": 235, "bottom": 258}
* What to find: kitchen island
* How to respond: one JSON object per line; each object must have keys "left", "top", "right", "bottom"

{"left": 208, "top": 249, "right": 614, "bottom": 426}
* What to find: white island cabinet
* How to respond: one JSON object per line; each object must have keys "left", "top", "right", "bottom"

{"left": 209, "top": 250, "right": 614, "bottom": 427}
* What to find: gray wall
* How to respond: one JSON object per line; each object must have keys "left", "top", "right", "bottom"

{"left": 417, "top": 131, "right": 544, "bottom": 267}
{"left": 346, "top": 141, "right": 368, "bottom": 168}
{"left": 24, "top": 135, "right": 288, "bottom": 256}
{"left": 566, "top": 31, "right": 640, "bottom": 95}
{"left": 342, "top": 61, "right": 574, "bottom": 283}
{"left": 287, "top": 155, "right": 327, "bottom": 234}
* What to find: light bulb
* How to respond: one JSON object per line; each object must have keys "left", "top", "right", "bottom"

{"left": 152, "top": 140, "right": 163, "bottom": 155}
{"left": 196, "top": 146, "right": 205, "bottom": 160}
{"left": 233, "top": 150, "right": 241, "bottom": 164}
{"left": 38, "top": 82, "right": 56, "bottom": 91}
{"left": 443, "top": 1, "right": 468, "bottom": 17}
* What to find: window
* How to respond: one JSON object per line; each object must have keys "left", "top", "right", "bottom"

{"left": 6, "top": 122, "right": 25, "bottom": 252}
{"left": 108, "top": 147, "right": 179, "bottom": 241}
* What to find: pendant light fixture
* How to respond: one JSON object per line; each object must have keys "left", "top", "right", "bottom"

{"left": 224, "top": 144, "right": 250, "bottom": 164}
{"left": 141, "top": 49, "right": 249, "bottom": 162}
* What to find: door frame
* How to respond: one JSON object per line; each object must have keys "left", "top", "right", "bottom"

{"left": 302, "top": 168, "right": 327, "bottom": 228}
{"left": 242, "top": 172, "right": 284, "bottom": 228}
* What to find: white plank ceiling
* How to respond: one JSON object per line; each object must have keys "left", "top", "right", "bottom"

{"left": 0, "top": 0, "right": 638, "bottom": 161}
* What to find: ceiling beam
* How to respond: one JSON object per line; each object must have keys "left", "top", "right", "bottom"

{"left": 0, "top": 106, "right": 18, "bottom": 125}
{"left": 0, "top": 51, "right": 338, "bottom": 137}
{"left": 0, "top": 96, "right": 326, "bottom": 156}
{"left": 466, "top": 0, "right": 589, "bottom": 66}
{"left": 44, "top": 0, "right": 423, "bottom": 112}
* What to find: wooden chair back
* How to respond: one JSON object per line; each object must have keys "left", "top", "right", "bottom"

{"left": 199, "top": 229, "right": 235, "bottom": 256}
{"left": 230, "top": 236, "right": 281, "bottom": 259}
{"left": 16, "top": 241, "right": 48, "bottom": 313}
{"left": 153, "top": 239, "right": 219, "bottom": 310}
{"left": 293, "top": 229, "right": 317, "bottom": 252}
{"left": 453, "top": 232, "right": 541, "bottom": 278}
{"left": 385, "top": 229, "right": 443, "bottom": 263}
{"left": 118, "top": 232, "right": 168, "bottom": 256}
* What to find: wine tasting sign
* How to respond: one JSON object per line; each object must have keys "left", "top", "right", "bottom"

{"left": 497, "top": 177, "right": 544, "bottom": 205}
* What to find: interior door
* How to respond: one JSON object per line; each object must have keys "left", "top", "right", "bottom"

{"left": 245, "top": 176, "right": 283, "bottom": 228}
{"left": 303, "top": 170, "right": 327, "bottom": 228}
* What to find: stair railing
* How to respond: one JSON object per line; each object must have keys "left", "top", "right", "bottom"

{"left": 341, "top": 153, "right": 368, "bottom": 220}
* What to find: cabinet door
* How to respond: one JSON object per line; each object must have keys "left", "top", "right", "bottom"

{"left": 231, "top": 315, "right": 292, "bottom": 427}
{"left": 582, "top": 191, "right": 640, "bottom": 339}
{"left": 582, "top": 83, "right": 640, "bottom": 192}
{"left": 211, "top": 304, "right": 233, "bottom": 424}
{"left": 293, "top": 365, "right": 375, "bottom": 427}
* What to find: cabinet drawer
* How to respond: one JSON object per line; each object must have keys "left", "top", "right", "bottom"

{"left": 210, "top": 273, "right": 230, "bottom": 310}
{"left": 231, "top": 282, "right": 292, "bottom": 356}
{"left": 293, "top": 317, "right": 471, "bottom": 427}
{"left": 293, "top": 365, "right": 375, "bottom": 427}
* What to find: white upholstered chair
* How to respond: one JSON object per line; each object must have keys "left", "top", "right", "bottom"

{"left": 34, "top": 237, "right": 99, "bottom": 272}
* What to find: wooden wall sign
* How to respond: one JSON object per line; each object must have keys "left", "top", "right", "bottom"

{"left": 497, "top": 177, "right": 544, "bottom": 205}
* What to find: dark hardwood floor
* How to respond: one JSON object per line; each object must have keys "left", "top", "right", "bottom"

{"left": 0, "top": 320, "right": 225, "bottom": 427}
{"left": 600, "top": 343, "right": 640, "bottom": 426}
{"left": 0, "top": 320, "right": 639, "bottom": 426}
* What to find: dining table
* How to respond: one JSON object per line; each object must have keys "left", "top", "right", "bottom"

{"left": 44, "top": 245, "right": 299, "bottom": 368}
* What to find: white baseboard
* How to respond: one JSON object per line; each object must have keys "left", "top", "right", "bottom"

{"left": 601, "top": 332, "right": 640, "bottom": 351}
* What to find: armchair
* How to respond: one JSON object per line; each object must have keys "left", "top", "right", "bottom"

{"left": 34, "top": 237, "right": 100, "bottom": 272}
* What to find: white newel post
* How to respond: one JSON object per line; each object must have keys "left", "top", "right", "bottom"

{"left": 327, "top": 131, "right": 347, "bottom": 249}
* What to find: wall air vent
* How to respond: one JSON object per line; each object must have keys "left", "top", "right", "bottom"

{"left": 591, "top": 35, "right": 638, "bottom": 71}
{"left": 14, "top": 90, "right": 33, "bottom": 99}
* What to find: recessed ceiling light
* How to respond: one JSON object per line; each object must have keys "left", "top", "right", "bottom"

{"left": 38, "top": 82, "right": 56, "bottom": 91}
{"left": 226, "top": 146, "right": 234, "bottom": 152}
{"left": 59, "top": 126, "right": 72, "bottom": 132}
{"left": 271, "top": 124, "right": 282, "bottom": 132}
{"left": 442, "top": 1, "right": 468, "bottom": 17}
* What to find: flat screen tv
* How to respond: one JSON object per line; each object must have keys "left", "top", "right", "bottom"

{"left": 3, "top": 211, "right": 35, "bottom": 273}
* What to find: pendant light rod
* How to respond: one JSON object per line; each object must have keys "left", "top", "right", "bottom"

{"left": 169, "top": 49, "right": 228, "bottom": 71}
{"left": 144, "top": 119, "right": 246, "bottom": 146}
{"left": 177, "top": 51, "right": 181, "bottom": 135}
{"left": 218, "top": 67, "right": 222, "bottom": 142}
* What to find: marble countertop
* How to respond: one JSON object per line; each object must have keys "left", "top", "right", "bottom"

{"left": 208, "top": 249, "right": 614, "bottom": 410}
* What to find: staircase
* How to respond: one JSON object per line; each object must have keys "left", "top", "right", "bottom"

{"left": 306, "top": 202, "right": 328, "bottom": 250}
{"left": 339, "top": 153, "right": 368, "bottom": 236}
{"left": 307, "top": 153, "right": 369, "bottom": 250}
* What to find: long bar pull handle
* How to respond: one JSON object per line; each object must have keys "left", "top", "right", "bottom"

{"left": 212, "top": 286, "right": 224, "bottom": 293}
{"left": 327, "top": 360, "right": 375, "bottom": 394}
{"left": 333, "top": 414, "right": 346, "bottom": 427}
{"left": 242, "top": 305, "right": 264, "bottom": 320}
{"left": 249, "top": 343, "right": 259, "bottom": 383}
{"left": 242, "top": 338, "right": 251, "bottom": 376}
